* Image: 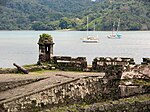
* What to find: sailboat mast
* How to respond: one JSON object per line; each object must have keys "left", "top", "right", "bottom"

{"left": 112, "top": 21, "right": 115, "bottom": 35}
{"left": 93, "top": 22, "right": 96, "bottom": 37}
{"left": 87, "top": 16, "right": 89, "bottom": 37}
{"left": 116, "top": 18, "right": 120, "bottom": 33}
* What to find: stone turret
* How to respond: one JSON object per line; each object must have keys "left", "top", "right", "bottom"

{"left": 38, "top": 33, "right": 54, "bottom": 62}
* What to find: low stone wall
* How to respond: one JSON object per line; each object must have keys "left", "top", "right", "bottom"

{"left": 92, "top": 57, "right": 135, "bottom": 72}
{"left": 0, "top": 57, "right": 147, "bottom": 74}
{"left": 51, "top": 56, "right": 136, "bottom": 72}
{"left": 119, "top": 85, "right": 150, "bottom": 97}
{"left": 119, "top": 77, "right": 150, "bottom": 97}
{"left": 0, "top": 77, "right": 103, "bottom": 112}
{"left": 142, "top": 58, "right": 150, "bottom": 64}
{"left": 0, "top": 66, "right": 123, "bottom": 112}
{"left": 52, "top": 56, "right": 87, "bottom": 71}
{"left": 0, "top": 65, "right": 149, "bottom": 112}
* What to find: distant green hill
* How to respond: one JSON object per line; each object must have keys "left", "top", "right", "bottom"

{"left": 0, "top": 0, "right": 150, "bottom": 30}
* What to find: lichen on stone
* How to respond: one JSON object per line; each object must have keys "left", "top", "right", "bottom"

{"left": 38, "top": 33, "right": 53, "bottom": 45}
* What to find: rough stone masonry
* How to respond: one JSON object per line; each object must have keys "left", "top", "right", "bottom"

{"left": 0, "top": 65, "right": 123, "bottom": 112}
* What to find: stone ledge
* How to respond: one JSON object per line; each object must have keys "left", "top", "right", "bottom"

{"left": 83, "top": 94, "right": 150, "bottom": 112}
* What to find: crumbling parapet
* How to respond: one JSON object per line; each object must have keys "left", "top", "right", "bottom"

{"left": 142, "top": 58, "right": 150, "bottom": 65}
{"left": 51, "top": 56, "right": 135, "bottom": 72}
{"left": 52, "top": 56, "right": 87, "bottom": 71}
{"left": 92, "top": 57, "right": 135, "bottom": 72}
{"left": 38, "top": 33, "right": 54, "bottom": 62}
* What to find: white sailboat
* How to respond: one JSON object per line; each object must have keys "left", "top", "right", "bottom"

{"left": 107, "top": 18, "right": 122, "bottom": 39}
{"left": 82, "top": 16, "right": 99, "bottom": 43}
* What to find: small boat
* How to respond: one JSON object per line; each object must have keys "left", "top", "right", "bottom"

{"left": 107, "top": 33, "right": 122, "bottom": 39}
{"left": 82, "top": 16, "right": 99, "bottom": 43}
{"left": 107, "top": 18, "right": 122, "bottom": 39}
{"left": 82, "top": 36, "right": 99, "bottom": 43}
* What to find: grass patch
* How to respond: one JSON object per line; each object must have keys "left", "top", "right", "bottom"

{"left": 132, "top": 79, "right": 150, "bottom": 86}
{"left": 120, "top": 79, "right": 150, "bottom": 86}
{"left": 23, "top": 64, "right": 38, "bottom": 67}
{"left": 46, "top": 104, "right": 88, "bottom": 112}
{"left": 44, "top": 94, "right": 150, "bottom": 112}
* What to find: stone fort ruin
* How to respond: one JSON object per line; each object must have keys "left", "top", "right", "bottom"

{"left": 37, "top": 33, "right": 149, "bottom": 71}
{"left": 0, "top": 34, "right": 149, "bottom": 112}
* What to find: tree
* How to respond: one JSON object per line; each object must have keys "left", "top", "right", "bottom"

{"left": 128, "top": 22, "right": 141, "bottom": 30}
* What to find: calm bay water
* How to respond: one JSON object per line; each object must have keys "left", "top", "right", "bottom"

{"left": 0, "top": 31, "right": 150, "bottom": 68}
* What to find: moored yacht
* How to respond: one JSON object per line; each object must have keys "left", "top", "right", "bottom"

{"left": 82, "top": 36, "right": 99, "bottom": 43}
{"left": 82, "top": 16, "right": 99, "bottom": 43}
{"left": 107, "top": 18, "right": 122, "bottom": 39}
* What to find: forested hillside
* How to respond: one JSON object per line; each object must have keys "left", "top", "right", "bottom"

{"left": 0, "top": 0, "right": 150, "bottom": 30}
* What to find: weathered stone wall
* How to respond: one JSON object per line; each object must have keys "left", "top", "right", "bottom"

{"left": 0, "top": 66, "right": 122, "bottom": 112}
{"left": 82, "top": 94, "right": 150, "bottom": 112}
{"left": 92, "top": 57, "right": 135, "bottom": 72}
{"left": 52, "top": 56, "right": 87, "bottom": 71}
{"left": 0, "top": 77, "right": 103, "bottom": 112}
{"left": 102, "top": 65, "right": 123, "bottom": 100}
{"left": 51, "top": 56, "right": 135, "bottom": 72}
{"left": 0, "top": 65, "right": 149, "bottom": 112}
{"left": 119, "top": 85, "right": 150, "bottom": 97}
{"left": 142, "top": 58, "right": 150, "bottom": 64}
{"left": 0, "top": 57, "right": 145, "bottom": 74}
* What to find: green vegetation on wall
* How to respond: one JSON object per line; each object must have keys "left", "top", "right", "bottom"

{"left": 38, "top": 33, "right": 53, "bottom": 45}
